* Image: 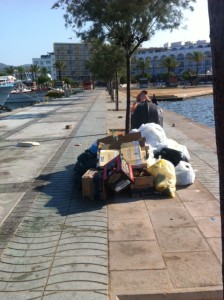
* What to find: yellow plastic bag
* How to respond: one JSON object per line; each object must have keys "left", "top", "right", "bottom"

{"left": 148, "top": 159, "right": 176, "bottom": 197}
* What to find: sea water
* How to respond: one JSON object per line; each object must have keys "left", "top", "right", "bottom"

{"left": 159, "top": 95, "right": 214, "bottom": 128}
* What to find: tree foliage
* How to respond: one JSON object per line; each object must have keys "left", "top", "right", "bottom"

{"left": 87, "top": 42, "right": 125, "bottom": 82}
{"left": 132, "top": 57, "right": 150, "bottom": 77}
{"left": 188, "top": 51, "right": 205, "bottom": 80}
{"left": 29, "top": 64, "right": 40, "bottom": 80}
{"left": 4, "top": 66, "right": 15, "bottom": 76}
{"left": 53, "top": 61, "right": 66, "bottom": 80}
{"left": 16, "top": 66, "right": 25, "bottom": 80}
{"left": 53, "top": 0, "right": 195, "bottom": 54}
{"left": 161, "top": 56, "right": 179, "bottom": 82}
{"left": 52, "top": 0, "right": 195, "bottom": 132}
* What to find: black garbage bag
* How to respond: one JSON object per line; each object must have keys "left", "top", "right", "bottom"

{"left": 131, "top": 101, "right": 163, "bottom": 130}
{"left": 154, "top": 147, "right": 189, "bottom": 167}
{"left": 73, "top": 149, "right": 98, "bottom": 189}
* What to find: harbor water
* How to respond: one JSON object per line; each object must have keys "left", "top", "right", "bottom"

{"left": 159, "top": 95, "right": 214, "bottom": 128}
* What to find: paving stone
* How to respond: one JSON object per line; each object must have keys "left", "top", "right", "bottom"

{"left": 43, "top": 291, "right": 107, "bottom": 299}
{"left": 148, "top": 207, "right": 195, "bottom": 228}
{"left": 163, "top": 251, "right": 222, "bottom": 288}
{"left": 0, "top": 292, "right": 42, "bottom": 299}
{"left": 207, "top": 238, "right": 222, "bottom": 263}
{"left": 184, "top": 200, "right": 220, "bottom": 217}
{"left": 108, "top": 218, "right": 156, "bottom": 241}
{"left": 194, "top": 216, "right": 221, "bottom": 238}
{"left": 156, "top": 227, "right": 210, "bottom": 252}
{"left": 110, "top": 270, "right": 172, "bottom": 300}
{"left": 49, "top": 256, "right": 107, "bottom": 275}
{"left": 109, "top": 240, "right": 165, "bottom": 271}
{"left": 108, "top": 201, "right": 149, "bottom": 220}
{"left": 176, "top": 188, "right": 216, "bottom": 202}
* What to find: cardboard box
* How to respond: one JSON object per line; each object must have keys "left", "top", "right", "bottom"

{"left": 97, "top": 149, "right": 120, "bottom": 168}
{"left": 98, "top": 132, "right": 144, "bottom": 149}
{"left": 97, "top": 135, "right": 117, "bottom": 146}
{"left": 117, "top": 132, "right": 142, "bottom": 144}
{"left": 103, "top": 155, "right": 134, "bottom": 193}
{"left": 120, "top": 141, "right": 149, "bottom": 168}
{"left": 131, "top": 168, "right": 154, "bottom": 188}
{"left": 82, "top": 168, "right": 107, "bottom": 200}
{"left": 129, "top": 168, "right": 154, "bottom": 197}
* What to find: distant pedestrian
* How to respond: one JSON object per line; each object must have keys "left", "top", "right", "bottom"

{"left": 152, "top": 94, "right": 158, "bottom": 105}
{"left": 136, "top": 90, "right": 149, "bottom": 103}
{"left": 131, "top": 90, "right": 151, "bottom": 112}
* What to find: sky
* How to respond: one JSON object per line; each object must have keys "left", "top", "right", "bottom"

{"left": 0, "top": 0, "right": 210, "bottom": 66}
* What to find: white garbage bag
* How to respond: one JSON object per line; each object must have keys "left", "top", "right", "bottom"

{"left": 138, "top": 123, "right": 167, "bottom": 150}
{"left": 175, "top": 161, "right": 196, "bottom": 186}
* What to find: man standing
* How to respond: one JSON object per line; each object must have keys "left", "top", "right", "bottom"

{"left": 151, "top": 94, "right": 158, "bottom": 105}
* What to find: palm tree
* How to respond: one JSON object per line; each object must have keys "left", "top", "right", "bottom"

{"left": 40, "top": 67, "right": 48, "bottom": 77}
{"left": 29, "top": 64, "right": 39, "bottom": 81}
{"left": 161, "top": 56, "right": 179, "bottom": 84}
{"left": 4, "top": 66, "right": 15, "bottom": 76}
{"left": 134, "top": 57, "right": 150, "bottom": 76}
{"left": 189, "top": 51, "right": 205, "bottom": 82}
{"left": 53, "top": 61, "right": 66, "bottom": 80}
{"left": 16, "top": 66, "right": 25, "bottom": 80}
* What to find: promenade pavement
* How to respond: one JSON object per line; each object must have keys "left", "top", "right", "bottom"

{"left": 0, "top": 88, "right": 222, "bottom": 300}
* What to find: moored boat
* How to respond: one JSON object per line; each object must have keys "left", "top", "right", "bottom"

{"left": 5, "top": 82, "right": 49, "bottom": 104}
{"left": 0, "top": 76, "right": 17, "bottom": 107}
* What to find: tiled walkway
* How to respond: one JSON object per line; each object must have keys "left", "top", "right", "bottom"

{"left": 0, "top": 88, "right": 222, "bottom": 299}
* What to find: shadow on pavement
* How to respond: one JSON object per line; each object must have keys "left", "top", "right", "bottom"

{"left": 34, "top": 164, "right": 171, "bottom": 217}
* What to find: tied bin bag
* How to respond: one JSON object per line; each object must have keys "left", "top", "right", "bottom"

{"left": 175, "top": 161, "right": 196, "bottom": 186}
{"left": 154, "top": 147, "right": 189, "bottom": 167}
{"left": 148, "top": 159, "right": 176, "bottom": 198}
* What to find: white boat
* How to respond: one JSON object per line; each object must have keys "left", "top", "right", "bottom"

{"left": 0, "top": 76, "right": 16, "bottom": 107}
{"left": 5, "top": 82, "right": 48, "bottom": 104}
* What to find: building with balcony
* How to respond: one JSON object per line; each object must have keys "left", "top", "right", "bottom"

{"left": 53, "top": 43, "right": 92, "bottom": 82}
{"left": 133, "top": 40, "right": 212, "bottom": 79}
{"left": 32, "top": 52, "right": 56, "bottom": 80}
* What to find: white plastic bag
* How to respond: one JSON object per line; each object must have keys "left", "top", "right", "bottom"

{"left": 175, "top": 161, "right": 195, "bottom": 186}
{"left": 138, "top": 123, "right": 167, "bottom": 150}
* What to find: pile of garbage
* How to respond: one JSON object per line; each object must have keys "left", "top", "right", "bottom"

{"left": 73, "top": 122, "right": 196, "bottom": 200}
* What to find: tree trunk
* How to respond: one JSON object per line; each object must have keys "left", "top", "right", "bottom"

{"left": 115, "top": 70, "right": 119, "bottom": 111}
{"left": 208, "top": 1, "right": 224, "bottom": 297}
{"left": 125, "top": 52, "right": 131, "bottom": 133}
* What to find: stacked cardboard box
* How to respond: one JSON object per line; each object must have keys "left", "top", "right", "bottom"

{"left": 82, "top": 168, "right": 107, "bottom": 200}
{"left": 82, "top": 132, "right": 155, "bottom": 200}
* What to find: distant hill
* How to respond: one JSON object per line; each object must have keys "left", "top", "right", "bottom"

{"left": 0, "top": 63, "right": 31, "bottom": 71}
{"left": 0, "top": 63, "right": 8, "bottom": 70}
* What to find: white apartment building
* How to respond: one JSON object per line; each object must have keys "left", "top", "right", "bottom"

{"left": 133, "top": 40, "right": 212, "bottom": 78}
{"left": 32, "top": 52, "right": 56, "bottom": 80}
